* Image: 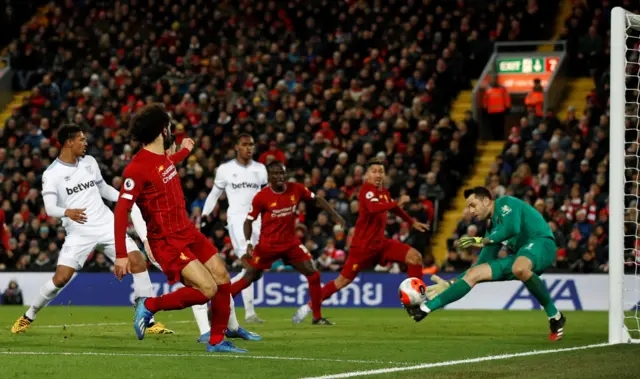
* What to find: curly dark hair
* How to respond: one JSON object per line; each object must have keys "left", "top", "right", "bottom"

{"left": 128, "top": 104, "right": 170, "bottom": 145}
{"left": 57, "top": 123, "right": 84, "bottom": 146}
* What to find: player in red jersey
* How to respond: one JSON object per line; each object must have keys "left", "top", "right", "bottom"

{"left": 230, "top": 160, "right": 346, "bottom": 325}
{"left": 113, "top": 104, "right": 246, "bottom": 353}
{"left": 293, "top": 158, "right": 429, "bottom": 323}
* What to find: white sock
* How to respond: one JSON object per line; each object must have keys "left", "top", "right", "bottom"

{"left": 26, "top": 279, "right": 62, "bottom": 320}
{"left": 132, "top": 271, "right": 155, "bottom": 298}
{"left": 242, "top": 283, "right": 256, "bottom": 319}
{"left": 192, "top": 303, "right": 210, "bottom": 335}
{"left": 550, "top": 311, "right": 561, "bottom": 320}
{"left": 227, "top": 296, "right": 240, "bottom": 331}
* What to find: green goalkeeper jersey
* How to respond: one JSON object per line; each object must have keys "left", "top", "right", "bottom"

{"left": 485, "top": 196, "right": 554, "bottom": 251}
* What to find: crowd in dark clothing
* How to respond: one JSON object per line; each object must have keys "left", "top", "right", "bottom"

{"left": 1, "top": 0, "right": 560, "bottom": 273}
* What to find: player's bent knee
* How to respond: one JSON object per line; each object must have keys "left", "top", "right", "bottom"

{"left": 198, "top": 279, "right": 218, "bottom": 299}
{"left": 127, "top": 251, "right": 147, "bottom": 273}
{"left": 52, "top": 266, "right": 75, "bottom": 288}
{"left": 511, "top": 265, "right": 532, "bottom": 281}
{"left": 244, "top": 268, "right": 262, "bottom": 283}
{"left": 405, "top": 249, "right": 422, "bottom": 266}
{"left": 205, "top": 255, "right": 231, "bottom": 284}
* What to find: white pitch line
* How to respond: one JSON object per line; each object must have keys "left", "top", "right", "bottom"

{"left": 33, "top": 320, "right": 193, "bottom": 328}
{"left": 0, "top": 351, "right": 408, "bottom": 365}
{"left": 300, "top": 343, "right": 612, "bottom": 379}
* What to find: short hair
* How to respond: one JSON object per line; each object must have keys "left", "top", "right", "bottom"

{"left": 235, "top": 133, "right": 253, "bottom": 145}
{"left": 366, "top": 157, "right": 386, "bottom": 170}
{"left": 58, "top": 124, "right": 84, "bottom": 146}
{"left": 267, "top": 160, "right": 285, "bottom": 171}
{"left": 128, "top": 104, "right": 170, "bottom": 145}
{"left": 463, "top": 186, "right": 493, "bottom": 200}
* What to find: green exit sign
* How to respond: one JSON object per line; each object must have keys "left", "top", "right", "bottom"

{"left": 497, "top": 58, "right": 545, "bottom": 74}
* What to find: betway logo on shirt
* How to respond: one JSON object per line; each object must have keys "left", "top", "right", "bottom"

{"left": 231, "top": 182, "right": 261, "bottom": 190}
{"left": 66, "top": 180, "right": 97, "bottom": 195}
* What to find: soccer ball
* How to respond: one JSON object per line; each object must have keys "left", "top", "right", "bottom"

{"left": 398, "top": 278, "right": 427, "bottom": 306}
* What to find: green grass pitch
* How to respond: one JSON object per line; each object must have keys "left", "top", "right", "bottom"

{"left": 1, "top": 307, "right": 639, "bottom": 378}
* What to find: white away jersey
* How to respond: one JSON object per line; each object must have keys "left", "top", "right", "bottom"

{"left": 214, "top": 159, "right": 268, "bottom": 218}
{"left": 42, "top": 155, "right": 113, "bottom": 236}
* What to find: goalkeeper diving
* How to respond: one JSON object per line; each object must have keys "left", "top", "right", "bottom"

{"left": 405, "top": 187, "right": 566, "bottom": 341}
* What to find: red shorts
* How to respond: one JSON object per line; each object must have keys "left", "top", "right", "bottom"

{"left": 247, "top": 243, "right": 313, "bottom": 270}
{"left": 340, "top": 238, "right": 411, "bottom": 280}
{"left": 148, "top": 227, "right": 218, "bottom": 284}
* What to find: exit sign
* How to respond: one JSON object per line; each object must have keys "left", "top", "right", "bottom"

{"left": 497, "top": 57, "right": 560, "bottom": 74}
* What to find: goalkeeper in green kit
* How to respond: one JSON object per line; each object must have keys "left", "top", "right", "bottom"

{"left": 404, "top": 187, "right": 566, "bottom": 341}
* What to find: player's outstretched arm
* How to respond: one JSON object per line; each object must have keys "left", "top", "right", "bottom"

{"left": 243, "top": 218, "right": 255, "bottom": 256}
{"left": 202, "top": 185, "right": 224, "bottom": 217}
{"left": 315, "top": 196, "right": 346, "bottom": 227}
{"left": 168, "top": 138, "right": 195, "bottom": 164}
{"left": 130, "top": 204, "right": 148, "bottom": 243}
{"left": 244, "top": 193, "right": 263, "bottom": 257}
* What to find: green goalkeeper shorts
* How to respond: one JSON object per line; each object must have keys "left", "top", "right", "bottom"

{"left": 488, "top": 238, "right": 557, "bottom": 282}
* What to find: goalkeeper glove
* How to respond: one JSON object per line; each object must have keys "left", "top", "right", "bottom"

{"left": 457, "top": 236, "right": 485, "bottom": 248}
{"left": 425, "top": 275, "right": 453, "bottom": 300}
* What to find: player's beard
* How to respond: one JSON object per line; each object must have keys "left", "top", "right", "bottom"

{"left": 163, "top": 124, "right": 175, "bottom": 151}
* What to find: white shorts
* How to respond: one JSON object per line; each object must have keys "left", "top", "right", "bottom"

{"left": 227, "top": 218, "right": 260, "bottom": 257}
{"left": 57, "top": 232, "right": 140, "bottom": 271}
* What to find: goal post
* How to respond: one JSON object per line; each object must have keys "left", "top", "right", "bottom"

{"left": 610, "top": 6, "right": 640, "bottom": 345}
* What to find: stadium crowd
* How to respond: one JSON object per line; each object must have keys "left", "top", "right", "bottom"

{"left": 0, "top": 0, "right": 563, "bottom": 274}
{"left": 443, "top": 0, "right": 640, "bottom": 274}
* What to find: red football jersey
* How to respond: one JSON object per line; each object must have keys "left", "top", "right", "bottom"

{"left": 247, "top": 182, "right": 314, "bottom": 250}
{"left": 350, "top": 182, "right": 413, "bottom": 249}
{"left": 115, "top": 147, "right": 192, "bottom": 258}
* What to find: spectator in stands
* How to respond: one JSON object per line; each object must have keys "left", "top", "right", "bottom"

{"left": 525, "top": 78, "right": 545, "bottom": 119}
{"left": 1, "top": 0, "right": 570, "bottom": 273}
{"left": 482, "top": 77, "right": 512, "bottom": 140}
{"left": 1, "top": 280, "right": 23, "bottom": 305}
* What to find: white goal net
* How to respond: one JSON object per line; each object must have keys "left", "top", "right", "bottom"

{"left": 611, "top": 7, "right": 640, "bottom": 344}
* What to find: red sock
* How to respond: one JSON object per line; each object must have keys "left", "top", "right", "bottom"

{"left": 306, "top": 272, "right": 322, "bottom": 320}
{"left": 144, "top": 287, "right": 208, "bottom": 313}
{"left": 230, "top": 277, "right": 249, "bottom": 298}
{"left": 320, "top": 280, "right": 339, "bottom": 302}
{"left": 407, "top": 264, "right": 423, "bottom": 280}
{"left": 209, "top": 282, "right": 231, "bottom": 345}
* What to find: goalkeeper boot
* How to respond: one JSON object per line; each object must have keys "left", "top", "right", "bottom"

{"left": 292, "top": 304, "right": 311, "bottom": 324}
{"left": 133, "top": 297, "right": 154, "bottom": 340}
{"left": 11, "top": 315, "right": 33, "bottom": 334}
{"left": 206, "top": 340, "right": 248, "bottom": 353}
{"left": 225, "top": 327, "right": 262, "bottom": 341}
{"left": 312, "top": 317, "right": 334, "bottom": 325}
{"left": 405, "top": 303, "right": 430, "bottom": 322}
{"left": 146, "top": 321, "right": 174, "bottom": 335}
{"left": 549, "top": 312, "right": 566, "bottom": 341}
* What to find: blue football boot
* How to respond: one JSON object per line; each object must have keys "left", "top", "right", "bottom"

{"left": 225, "top": 327, "right": 262, "bottom": 341}
{"left": 206, "top": 340, "right": 248, "bottom": 353}
{"left": 197, "top": 331, "right": 210, "bottom": 344}
{"left": 133, "top": 297, "right": 154, "bottom": 340}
